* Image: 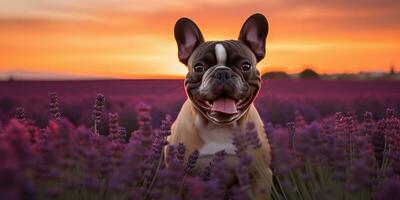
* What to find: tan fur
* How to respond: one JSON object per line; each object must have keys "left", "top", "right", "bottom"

{"left": 167, "top": 99, "right": 272, "bottom": 199}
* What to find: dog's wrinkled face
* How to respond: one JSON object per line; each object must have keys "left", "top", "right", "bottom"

{"left": 174, "top": 14, "right": 269, "bottom": 124}
{"left": 185, "top": 41, "right": 261, "bottom": 124}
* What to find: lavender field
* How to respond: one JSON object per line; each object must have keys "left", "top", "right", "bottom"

{"left": 1, "top": 79, "right": 400, "bottom": 200}
{"left": 1, "top": 79, "right": 400, "bottom": 132}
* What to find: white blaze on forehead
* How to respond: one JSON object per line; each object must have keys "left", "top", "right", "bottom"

{"left": 215, "top": 43, "right": 227, "bottom": 66}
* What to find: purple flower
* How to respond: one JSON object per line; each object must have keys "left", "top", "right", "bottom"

{"left": 185, "top": 177, "right": 221, "bottom": 200}
{"left": 270, "top": 129, "right": 298, "bottom": 176}
{"left": 232, "top": 129, "right": 248, "bottom": 155}
{"left": 3, "top": 119, "right": 33, "bottom": 169}
{"left": 245, "top": 122, "right": 262, "bottom": 149}
{"left": 295, "top": 110, "right": 305, "bottom": 130}
{"left": 92, "top": 93, "right": 105, "bottom": 135}
{"left": 158, "top": 145, "right": 184, "bottom": 194}
{"left": 136, "top": 102, "right": 152, "bottom": 126}
{"left": 200, "top": 150, "right": 226, "bottom": 181}
{"left": 177, "top": 142, "right": 185, "bottom": 164}
{"left": 118, "top": 127, "right": 127, "bottom": 143}
{"left": 15, "top": 107, "right": 26, "bottom": 124}
{"left": 374, "top": 178, "right": 400, "bottom": 200}
{"left": 108, "top": 113, "right": 120, "bottom": 140}
{"left": 134, "top": 104, "right": 154, "bottom": 148}
{"left": 264, "top": 122, "right": 274, "bottom": 139}
{"left": 235, "top": 164, "right": 250, "bottom": 187}
{"left": 231, "top": 186, "right": 252, "bottom": 200}
{"left": 345, "top": 160, "right": 375, "bottom": 192}
{"left": 185, "top": 149, "right": 199, "bottom": 175}
{"left": 363, "top": 111, "right": 374, "bottom": 136}
{"left": 391, "top": 151, "right": 400, "bottom": 175}
{"left": 48, "top": 92, "right": 61, "bottom": 121}
{"left": 200, "top": 165, "right": 212, "bottom": 181}
{"left": 286, "top": 122, "right": 295, "bottom": 149}
{"left": 371, "top": 120, "right": 386, "bottom": 165}
{"left": 160, "top": 114, "right": 173, "bottom": 137}
{"left": 0, "top": 141, "right": 25, "bottom": 200}
{"left": 386, "top": 108, "right": 395, "bottom": 119}
{"left": 334, "top": 112, "right": 344, "bottom": 135}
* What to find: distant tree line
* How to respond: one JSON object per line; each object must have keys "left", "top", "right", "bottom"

{"left": 262, "top": 67, "right": 399, "bottom": 80}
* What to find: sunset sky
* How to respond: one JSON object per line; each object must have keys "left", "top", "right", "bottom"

{"left": 0, "top": 0, "right": 399, "bottom": 79}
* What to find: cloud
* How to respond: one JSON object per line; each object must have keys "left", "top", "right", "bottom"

{"left": 0, "top": 0, "right": 399, "bottom": 78}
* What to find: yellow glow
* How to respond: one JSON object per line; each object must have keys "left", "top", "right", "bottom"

{"left": 0, "top": 0, "right": 399, "bottom": 79}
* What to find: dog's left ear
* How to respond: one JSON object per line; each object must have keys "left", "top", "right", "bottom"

{"left": 174, "top": 17, "right": 205, "bottom": 65}
{"left": 239, "top": 13, "right": 269, "bottom": 62}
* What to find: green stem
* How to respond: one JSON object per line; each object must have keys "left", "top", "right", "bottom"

{"left": 144, "top": 153, "right": 164, "bottom": 200}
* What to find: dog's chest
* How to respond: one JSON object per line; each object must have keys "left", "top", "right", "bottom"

{"left": 194, "top": 113, "right": 237, "bottom": 156}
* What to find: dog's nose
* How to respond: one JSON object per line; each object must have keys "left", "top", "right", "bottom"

{"left": 215, "top": 69, "right": 231, "bottom": 82}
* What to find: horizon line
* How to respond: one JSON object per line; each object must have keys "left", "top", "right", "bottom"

{"left": 0, "top": 66, "right": 397, "bottom": 81}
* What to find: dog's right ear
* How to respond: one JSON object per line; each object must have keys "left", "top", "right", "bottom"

{"left": 239, "top": 13, "right": 269, "bottom": 62}
{"left": 174, "top": 18, "right": 204, "bottom": 65}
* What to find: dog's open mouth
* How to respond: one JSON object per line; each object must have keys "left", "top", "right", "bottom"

{"left": 211, "top": 97, "right": 238, "bottom": 114}
{"left": 196, "top": 94, "right": 253, "bottom": 116}
{"left": 190, "top": 91, "right": 257, "bottom": 124}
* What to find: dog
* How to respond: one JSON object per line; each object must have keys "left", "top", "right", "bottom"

{"left": 167, "top": 13, "right": 272, "bottom": 199}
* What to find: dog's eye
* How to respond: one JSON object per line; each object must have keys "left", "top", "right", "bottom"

{"left": 194, "top": 64, "right": 205, "bottom": 73}
{"left": 241, "top": 62, "right": 251, "bottom": 71}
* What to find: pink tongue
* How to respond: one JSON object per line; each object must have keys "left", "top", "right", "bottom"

{"left": 211, "top": 97, "right": 238, "bottom": 114}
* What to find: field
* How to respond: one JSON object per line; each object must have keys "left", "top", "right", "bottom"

{"left": 1, "top": 79, "right": 400, "bottom": 132}
{"left": 0, "top": 79, "right": 400, "bottom": 199}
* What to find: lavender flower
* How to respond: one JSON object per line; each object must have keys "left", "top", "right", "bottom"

{"left": 232, "top": 129, "right": 248, "bottom": 156}
{"left": 48, "top": 92, "right": 61, "bottom": 121}
{"left": 119, "top": 127, "right": 127, "bottom": 143}
{"left": 201, "top": 150, "right": 226, "bottom": 181}
{"left": 334, "top": 112, "right": 344, "bottom": 135}
{"left": 371, "top": 120, "right": 386, "bottom": 165}
{"left": 134, "top": 102, "right": 153, "bottom": 147}
{"left": 374, "top": 177, "right": 400, "bottom": 200}
{"left": 363, "top": 111, "right": 374, "bottom": 136}
{"left": 264, "top": 122, "right": 274, "bottom": 139}
{"left": 386, "top": 108, "right": 395, "bottom": 119}
{"left": 0, "top": 140, "right": 24, "bottom": 200}
{"left": 158, "top": 145, "right": 184, "bottom": 194}
{"left": 92, "top": 93, "right": 105, "bottom": 135}
{"left": 108, "top": 113, "right": 120, "bottom": 140}
{"left": 286, "top": 122, "right": 295, "bottom": 149}
{"left": 160, "top": 114, "right": 173, "bottom": 137}
{"left": 3, "top": 92, "right": 400, "bottom": 200}
{"left": 177, "top": 142, "right": 185, "bottom": 164}
{"left": 345, "top": 160, "right": 375, "bottom": 192}
{"left": 185, "top": 177, "right": 220, "bottom": 200}
{"left": 3, "top": 119, "right": 33, "bottom": 169}
{"left": 136, "top": 102, "right": 152, "bottom": 126}
{"left": 185, "top": 149, "right": 199, "bottom": 175}
{"left": 245, "top": 122, "right": 261, "bottom": 149}
{"left": 15, "top": 107, "right": 26, "bottom": 124}
{"left": 235, "top": 164, "right": 250, "bottom": 187}
{"left": 295, "top": 110, "right": 305, "bottom": 130}
{"left": 231, "top": 186, "right": 252, "bottom": 200}
{"left": 25, "top": 119, "right": 38, "bottom": 145}
{"left": 391, "top": 151, "right": 400, "bottom": 175}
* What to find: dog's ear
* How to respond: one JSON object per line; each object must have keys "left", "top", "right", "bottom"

{"left": 239, "top": 13, "right": 269, "bottom": 62}
{"left": 174, "top": 18, "right": 205, "bottom": 65}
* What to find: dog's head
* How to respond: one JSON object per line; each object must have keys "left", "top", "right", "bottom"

{"left": 174, "top": 13, "right": 268, "bottom": 125}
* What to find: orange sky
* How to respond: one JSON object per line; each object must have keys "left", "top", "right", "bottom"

{"left": 0, "top": 0, "right": 399, "bottom": 79}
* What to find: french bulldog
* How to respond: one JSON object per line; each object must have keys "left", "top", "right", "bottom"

{"left": 167, "top": 13, "right": 272, "bottom": 199}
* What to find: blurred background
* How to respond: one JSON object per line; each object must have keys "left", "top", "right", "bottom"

{"left": 0, "top": 0, "right": 399, "bottom": 80}
{"left": 1, "top": 0, "right": 400, "bottom": 132}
